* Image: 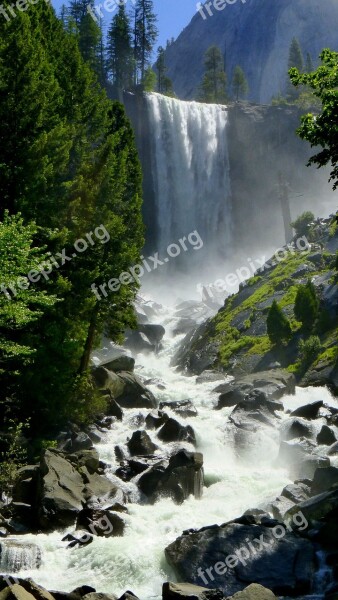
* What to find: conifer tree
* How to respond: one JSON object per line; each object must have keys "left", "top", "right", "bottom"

{"left": 287, "top": 38, "right": 304, "bottom": 99}
{"left": 107, "top": 3, "right": 134, "bottom": 97}
{"left": 155, "top": 46, "right": 174, "bottom": 95}
{"left": 294, "top": 280, "right": 319, "bottom": 331}
{"left": 199, "top": 46, "right": 227, "bottom": 104}
{"left": 232, "top": 65, "right": 249, "bottom": 101}
{"left": 267, "top": 300, "right": 292, "bottom": 346}
{"left": 134, "top": 0, "right": 158, "bottom": 84}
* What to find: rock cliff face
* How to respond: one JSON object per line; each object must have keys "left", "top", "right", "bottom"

{"left": 164, "top": 0, "right": 338, "bottom": 103}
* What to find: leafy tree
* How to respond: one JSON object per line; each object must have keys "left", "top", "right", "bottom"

{"left": 107, "top": 3, "right": 134, "bottom": 97}
{"left": 289, "top": 49, "right": 338, "bottom": 190}
{"left": 142, "top": 67, "right": 157, "bottom": 91}
{"left": 199, "top": 46, "right": 227, "bottom": 104}
{"left": 287, "top": 38, "right": 303, "bottom": 99}
{"left": 294, "top": 280, "right": 319, "bottom": 331}
{"left": 291, "top": 211, "right": 315, "bottom": 236}
{"left": 134, "top": 0, "right": 158, "bottom": 84}
{"left": 232, "top": 66, "right": 249, "bottom": 101}
{"left": 267, "top": 300, "right": 292, "bottom": 346}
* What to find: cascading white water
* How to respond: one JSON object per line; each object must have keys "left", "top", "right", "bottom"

{"left": 146, "top": 93, "right": 232, "bottom": 262}
{"left": 5, "top": 303, "right": 337, "bottom": 599}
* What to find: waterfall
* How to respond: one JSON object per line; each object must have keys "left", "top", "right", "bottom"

{"left": 145, "top": 93, "right": 232, "bottom": 265}
{"left": 0, "top": 541, "right": 41, "bottom": 572}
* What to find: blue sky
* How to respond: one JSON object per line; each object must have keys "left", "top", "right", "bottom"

{"left": 52, "top": 0, "right": 198, "bottom": 49}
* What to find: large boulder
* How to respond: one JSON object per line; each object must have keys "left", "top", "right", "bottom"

{"left": 290, "top": 401, "right": 324, "bottom": 420}
{"left": 138, "top": 449, "right": 203, "bottom": 504}
{"left": 76, "top": 508, "right": 124, "bottom": 537}
{"left": 100, "top": 355, "right": 135, "bottom": 373}
{"left": 277, "top": 438, "right": 329, "bottom": 479}
{"left": 37, "top": 449, "right": 85, "bottom": 530}
{"left": 157, "top": 419, "right": 196, "bottom": 445}
{"left": 317, "top": 425, "right": 337, "bottom": 446}
{"left": 165, "top": 520, "right": 315, "bottom": 597}
{"left": 282, "top": 419, "right": 313, "bottom": 441}
{"left": 127, "top": 431, "right": 158, "bottom": 456}
{"left": 216, "top": 370, "right": 295, "bottom": 410}
{"left": 93, "top": 368, "right": 157, "bottom": 409}
{"left": 311, "top": 467, "right": 338, "bottom": 495}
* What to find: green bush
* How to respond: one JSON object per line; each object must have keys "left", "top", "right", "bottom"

{"left": 291, "top": 211, "right": 315, "bottom": 237}
{"left": 267, "top": 300, "right": 292, "bottom": 346}
{"left": 294, "top": 280, "right": 319, "bottom": 331}
{"left": 299, "top": 335, "right": 322, "bottom": 367}
{"left": 0, "top": 421, "right": 28, "bottom": 500}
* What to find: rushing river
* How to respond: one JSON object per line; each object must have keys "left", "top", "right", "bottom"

{"left": 2, "top": 302, "right": 337, "bottom": 599}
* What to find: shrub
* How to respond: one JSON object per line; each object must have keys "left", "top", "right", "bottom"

{"left": 299, "top": 335, "right": 322, "bottom": 367}
{"left": 291, "top": 211, "right": 315, "bottom": 237}
{"left": 267, "top": 300, "right": 292, "bottom": 346}
{"left": 0, "top": 421, "right": 28, "bottom": 501}
{"left": 294, "top": 280, "right": 319, "bottom": 331}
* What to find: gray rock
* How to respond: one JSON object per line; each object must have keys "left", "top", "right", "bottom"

{"left": 127, "top": 430, "right": 158, "bottom": 456}
{"left": 158, "top": 418, "right": 196, "bottom": 445}
{"left": 227, "top": 585, "right": 277, "bottom": 599}
{"left": 290, "top": 401, "right": 324, "bottom": 420}
{"left": 100, "top": 355, "right": 135, "bottom": 372}
{"left": 63, "top": 433, "right": 93, "bottom": 453}
{"left": 93, "top": 368, "right": 157, "bottom": 409}
{"left": 159, "top": 400, "right": 197, "bottom": 418}
{"left": 165, "top": 520, "right": 315, "bottom": 597}
{"left": 76, "top": 508, "right": 124, "bottom": 537}
{"left": 145, "top": 411, "right": 169, "bottom": 430}
{"left": 311, "top": 467, "right": 338, "bottom": 495}
{"left": 317, "top": 425, "right": 337, "bottom": 445}
{"left": 162, "top": 582, "right": 224, "bottom": 600}
{"left": 282, "top": 419, "right": 313, "bottom": 441}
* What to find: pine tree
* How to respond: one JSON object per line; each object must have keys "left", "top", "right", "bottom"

{"left": 199, "top": 46, "right": 227, "bottom": 104}
{"left": 287, "top": 38, "right": 304, "bottom": 100}
{"left": 267, "top": 300, "right": 292, "bottom": 346}
{"left": 232, "top": 65, "right": 249, "bottom": 101}
{"left": 107, "top": 4, "right": 134, "bottom": 98}
{"left": 134, "top": 0, "right": 158, "bottom": 84}
{"left": 305, "top": 52, "right": 314, "bottom": 73}
{"left": 294, "top": 280, "right": 319, "bottom": 331}
{"left": 155, "top": 46, "right": 173, "bottom": 95}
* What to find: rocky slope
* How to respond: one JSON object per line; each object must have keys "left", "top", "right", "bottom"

{"left": 173, "top": 217, "right": 338, "bottom": 392}
{"left": 164, "top": 0, "right": 338, "bottom": 103}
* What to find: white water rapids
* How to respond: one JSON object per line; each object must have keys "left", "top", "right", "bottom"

{"left": 3, "top": 303, "right": 337, "bottom": 598}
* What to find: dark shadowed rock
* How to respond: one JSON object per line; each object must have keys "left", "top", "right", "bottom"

{"left": 311, "top": 467, "right": 338, "bottom": 495}
{"left": 165, "top": 520, "right": 315, "bottom": 597}
{"left": 100, "top": 355, "right": 135, "bottom": 372}
{"left": 127, "top": 431, "right": 158, "bottom": 456}
{"left": 290, "top": 401, "right": 324, "bottom": 420}
{"left": 145, "top": 411, "right": 169, "bottom": 430}
{"left": 282, "top": 419, "right": 313, "bottom": 441}
{"left": 158, "top": 418, "right": 196, "bottom": 445}
{"left": 317, "top": 425, "right": 337, "bottom": 446}
{"left": 63, "top": 433, "right": 93, "bottom": 453}
{"left": 76, "top": 508, "right": 124, "bottom": 537}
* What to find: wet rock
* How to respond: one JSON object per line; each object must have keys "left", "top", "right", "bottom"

{"left": 158, "top": 418, "right": 196, "bottom": 445}
{"left": 328, "top": 442, "right": 338, "bottom": 456}
{"left": 69, "top": 450, "right": 100, "bottom": 474}
{"left": 106, "top": 395, "right": 124, "bottom": 421}
{"left": 138, "top": 449, "right": 203, "bottom": 504}
{"left": 282, "top": 419, "right": 313, "bottom": 441}
{"left": 196, "top": 371, "right": 226, "bottom": 384}
{"left": 159, "top": 400, "right": 197, "bottom": 418}
{"left": 311, "top": 467, "right": 338, "bottom": 495}
{"left": 82, "top": 471, "right": 120, "bottom": 506}
{"left": 217, "top": 388, "right": 247, "bottom": 410}
{"left": 62, "top": 530, "right": 93, "bottom": 548}
{"left": 162, "top": 582, "right": 224, "bottom": 600}
{"left": 115, "top": 458, "right": 150, "bottom": 482}
{"left": 215, "top": 370, "right": 295, "bottom": 406}
{"left": 277, "top": 438, "right": 329, "bottom": 479}
{"left": 145, "top": 411, "right": 169, "bottom": 430}
{"left": 173, "top": 318, "right": 196, "bottom": 336}
{"left": 317, "top": 425, "right": 337, "bottom": 446}
{"left": 86, "top": 427, "right": 103, "bottom": 444}
{"left": 165, "top": 520, "right": 315, "bottom": 597}
{"left": 290, "top": 401, "right": 324, "bottom": 420}
{"left": 76, "top": 508, "right": 124, "bottom": 537}
{"left": 138, "top": 324, "right": 165, "bottom": 346}
{"left": 281, "top": 482, "right": 311, "bottom": 504}
{"left": 127, "top": 431, "right": 158, "bottom": 456}
{"left": 229, "top": 390, "right": 283, "bottom": 430}
{"left": 118, "top": 593, "right": 140, "bottom": 600}
{"left": 82, "top": 594, "right": 118, "bottom": 600}
{"left": 115, "top": 372, "right": 157, "bottom": 409}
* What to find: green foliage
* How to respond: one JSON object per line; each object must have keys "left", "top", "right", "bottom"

{"left": 271, "top": 93, "right": 289, "bottom": 106}
{"left": 291, "top": 211, "right": 315, "bottom": 236}
{"left": 142, "top": 67, "right": 157, "bottom": 91}
{"left": 133, "top": 0, "right": 158, "bottom": 82}
{"left": 289, "top": 49, "right": 338, "bottom": 189}
{"left": 267, "top": 300, "right": 292, "bottom": 346}
{"left": 287, "top": 37, "right": 304, "bottom": 100}
{"left": 199, "top": 46, "right": 227, "bottom": 104}
{"left": 232, "top": 66, "right": 249, "bottom": 101}
{"left": 299, "top": 335, "right": 321, "bottom": 367}
{"left": 0, "top": 1, "right": 144, "bottom": 434}
{"left": 0, "top": 421, "right": 28, "bottom": 499}
{"left": 294, "top": 280, "right": 319, "bottom": 331}
{"left": 107, "top": 3, "right": 134, "bottom": 96}
{"left": 155, "top": 46, "right": 174, "bottom": 96}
